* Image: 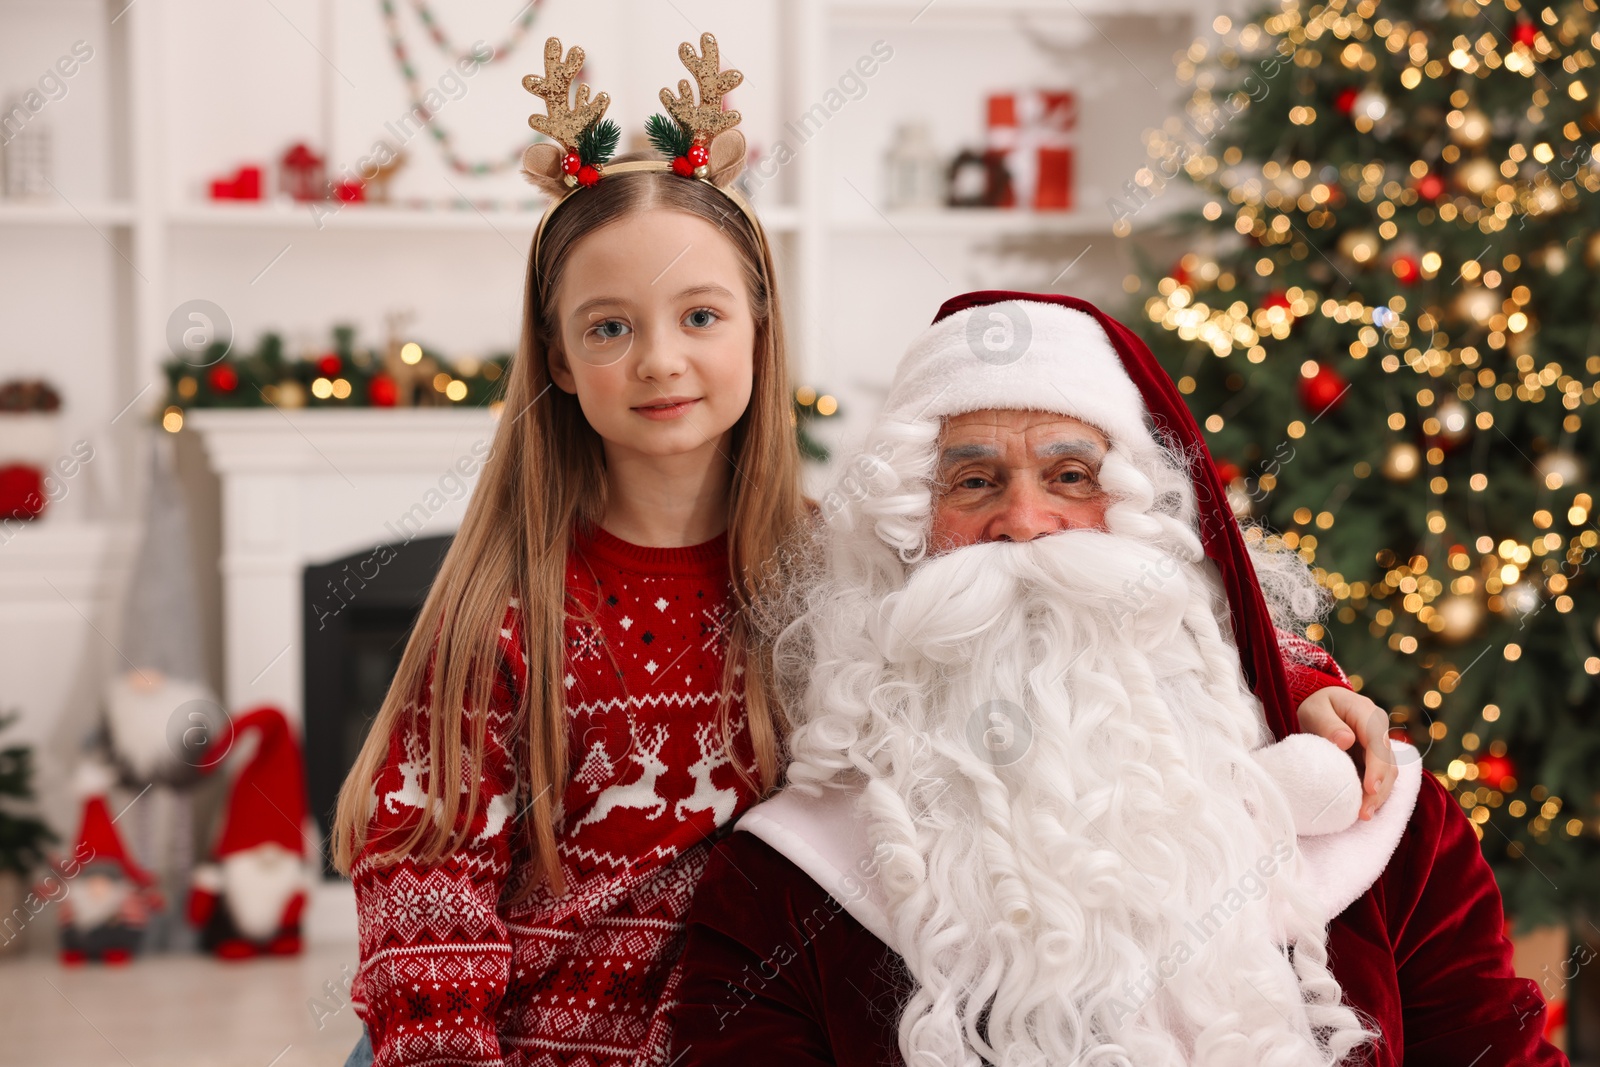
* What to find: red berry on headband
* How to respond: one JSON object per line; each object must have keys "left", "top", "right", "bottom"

{"left": 577, "top": 165, "right": 601, "bottom": 187}
{"left": 687, "top": 144, "right": 709, "bottom": 167}
{"left": 561, "top": 151, "right": 582, "bottom": 176}
{"left": 671, "top": 156, "right": 695, "bottom": 177}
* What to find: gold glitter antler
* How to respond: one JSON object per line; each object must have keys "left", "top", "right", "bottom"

{"left": 660, "top": 32, "right": 743, "bottom": 142}
{"left": 523, "top": 38, "right": 610, "bottom": 149}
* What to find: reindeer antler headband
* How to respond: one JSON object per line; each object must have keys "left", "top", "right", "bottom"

{"left": 521, "top": 33, "right": 765, "bottom": 266}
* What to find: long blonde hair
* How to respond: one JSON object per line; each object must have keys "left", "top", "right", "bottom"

{"left": 331, "top": 169, "right": 804, "bottom": 898}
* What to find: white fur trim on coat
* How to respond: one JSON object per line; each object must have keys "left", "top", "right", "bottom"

{"left": 737, "top": 739, "right": 1423, "bottom": 960}
{"left": 881, "top": 300, "right": 1151, "bottom": 447}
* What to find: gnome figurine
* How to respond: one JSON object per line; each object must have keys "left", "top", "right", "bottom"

{"left": 56, "top": 763, "right": 164, "bottom": 965}
{"left": 187, "top": 707, "right": 310, "bottom": 959}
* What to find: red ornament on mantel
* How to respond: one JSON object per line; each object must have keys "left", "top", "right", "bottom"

{"left": 206, "top": 364, "right": 239, "bottom": 393}
{"left": 367, "top": 375, "right": 399, "bottom": 407}
{"left": 316, "top": 354, "right": 342, "bottom": 377}
{"left": 1298, "top": 362, "right": 1348, "bottom": 415}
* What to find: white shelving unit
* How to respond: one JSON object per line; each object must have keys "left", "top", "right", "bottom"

{"left": 1, "top": 0, "right": 1215, "bottom": 457}
{"left": 0, "top": 0, "right": 1214, "bottom": 834}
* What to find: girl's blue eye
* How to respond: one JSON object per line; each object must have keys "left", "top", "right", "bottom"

{"left": 591, "top": 319, "right": 629, "bottom": 340}
{"left": 684, "top": 308, "right": 719, "bottom": 328}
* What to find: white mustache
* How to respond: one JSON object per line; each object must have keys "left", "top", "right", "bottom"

{"left": 874, "top": 530, "right": 1193, "bottom": 662}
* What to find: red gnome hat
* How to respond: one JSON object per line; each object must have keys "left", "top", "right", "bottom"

{"left": 71, "top": 764, "right": 157, "bottom": 888}
{"left": 911, "top": 291, "right": 1300, "bottom": 742}
{"left": 211, "top": 707, "right": 308, "bottom": 859}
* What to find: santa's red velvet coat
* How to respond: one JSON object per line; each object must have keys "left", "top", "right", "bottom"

{"left": 666, "top": 764, "right": 1566, "bottom": 1065}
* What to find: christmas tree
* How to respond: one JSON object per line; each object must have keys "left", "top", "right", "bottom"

{"left": 1126, "top": 0, "right": 1600, "bottom": 926}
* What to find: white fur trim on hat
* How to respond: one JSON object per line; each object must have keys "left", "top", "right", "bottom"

{"left": 881, "top": 299, "right": 1150, "bottom": 448}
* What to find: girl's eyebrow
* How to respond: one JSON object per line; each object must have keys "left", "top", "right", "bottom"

{"left": 672, "top": 283, "right": 736, "bottom": 301}
{"left": 570, "top": 296, "right": 626, "bottom": 320}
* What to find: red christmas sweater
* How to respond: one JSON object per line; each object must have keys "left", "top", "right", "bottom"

{"left": 351, "top": 523, "right": 760, "bottom": 1067}
{"left": 350, "top": 520, "right": 1350, "bottom": 1067}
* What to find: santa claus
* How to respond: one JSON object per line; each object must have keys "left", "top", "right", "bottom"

{"left": 667, "top": 293, "right": 1566, "bottom": 1065}
{"left": 188, "top": 706, "right": 310, "bottom": 959}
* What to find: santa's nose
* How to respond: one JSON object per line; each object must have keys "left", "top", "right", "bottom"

{"left": 985, "top": 484, "right": 1062, "bottom": 543}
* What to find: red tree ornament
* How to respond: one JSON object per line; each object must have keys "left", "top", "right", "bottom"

{"left": 1513, "top": 20, "right": 1538, "bottom": 48}
{"left": 1475, "top": 753, "right": 1515, "bottom": 790}
{"left": 1392, "top": 254, "right": 1420, "bottom": 284}
{"left": 1416, "top": 172, "right": 1444, "bottom": 200}
{"left": 1298, "top": 362, "right": 1348, "bottom": 415}
{"left": 1216, "top": 459, "right": 1243, "bottom": 483}
{"left": 1262, "top": 290, "right": 1292, "bottom": 310}
{"left": 1335, "top": 87, "right": 1359, "bottom": 114}
{"left": 207, "top": 364, "right": 239, "bottom": 393}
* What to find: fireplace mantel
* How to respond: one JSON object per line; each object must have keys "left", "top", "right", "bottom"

{"left": 188, "top": 408, "right": 497, "bottom": 725}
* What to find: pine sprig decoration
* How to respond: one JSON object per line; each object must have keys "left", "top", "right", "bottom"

{"left": 645, "top": 113, "right": 693, "bottom": 159}
{"left": 577, "top": 118, "right": 621, "bottom": 167}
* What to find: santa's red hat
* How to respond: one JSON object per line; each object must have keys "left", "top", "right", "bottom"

{"left": 70, "top": 763, "right": 157, "bottom": 888}
{"left": 211, "top": 707, "right": 308, "bottom": 858}
{"left": 885, "top": 291, "right": 1300, "bottom": 743}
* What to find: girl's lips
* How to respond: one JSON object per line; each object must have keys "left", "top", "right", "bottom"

{"left": 632, "top": 398, "right": 700, "bottom": 420}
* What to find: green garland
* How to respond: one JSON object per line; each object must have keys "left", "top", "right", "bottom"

{"left": 160, "top": 325, "right": 510, "bottom": 417}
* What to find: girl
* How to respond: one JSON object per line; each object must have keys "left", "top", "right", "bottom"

{"left": 331, "top": 36, "right": 803, "bottom": 1067}
{"left": 333, "top": 34, "right": 1388, "bottom": 1067}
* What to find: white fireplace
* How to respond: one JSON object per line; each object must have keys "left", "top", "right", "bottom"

{"left": 189, "top": 407, "right": 497, "bottom": 943}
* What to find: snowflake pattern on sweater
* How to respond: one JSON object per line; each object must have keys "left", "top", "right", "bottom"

{"left": 352, "top": 523, "right": 759, "bottom": 1067}
{"left": 349, "top": 520, "right": 1350, "bottom": 1066}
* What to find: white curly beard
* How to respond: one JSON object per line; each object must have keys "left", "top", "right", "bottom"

{"left": 781, "top": 442, "right": 1378, "bottom": 1067}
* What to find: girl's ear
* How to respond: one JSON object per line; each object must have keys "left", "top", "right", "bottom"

{"left": 522, "top": 142, "right": 570, "bottom": 199}
{"left": 705, "top": 130, "right": 746, "bottom": 189}
{"left": 546, "top": 337, "right": 578, "bottom": 395}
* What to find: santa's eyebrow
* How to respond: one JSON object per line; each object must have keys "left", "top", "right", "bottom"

{"left": 1036, "top": 439, "right": 1104, "bottom": 460}
{"left": 938, "top": 444, "right": 1000, "bottom": 464}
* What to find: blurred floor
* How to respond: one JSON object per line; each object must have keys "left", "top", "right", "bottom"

{"left": 0, "top": 945, "right": 362, "bottom": 1067}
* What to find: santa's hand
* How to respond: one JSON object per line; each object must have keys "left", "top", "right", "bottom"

{"left": 1296, "top": 686, "right": 1396, "bottom": 821}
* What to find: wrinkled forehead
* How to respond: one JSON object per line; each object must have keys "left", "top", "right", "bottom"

{"left": 934, "top": 408, "right": 1111, "bottom": 465}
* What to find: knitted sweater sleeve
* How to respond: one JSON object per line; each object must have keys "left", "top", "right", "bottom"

{"left": 351, "top": 612, "right": 525, "bottom": 1067}
{"left": 1275, "top": 626, "right": 1351, "bottom": 713}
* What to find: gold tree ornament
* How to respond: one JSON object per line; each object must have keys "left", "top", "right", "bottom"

{"left": 661, "top": 33, "right": 744, "bottom": 143}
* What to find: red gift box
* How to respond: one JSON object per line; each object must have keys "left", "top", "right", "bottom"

{"left": 986, "top": 90, "right": 1076, "bottom": 211}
